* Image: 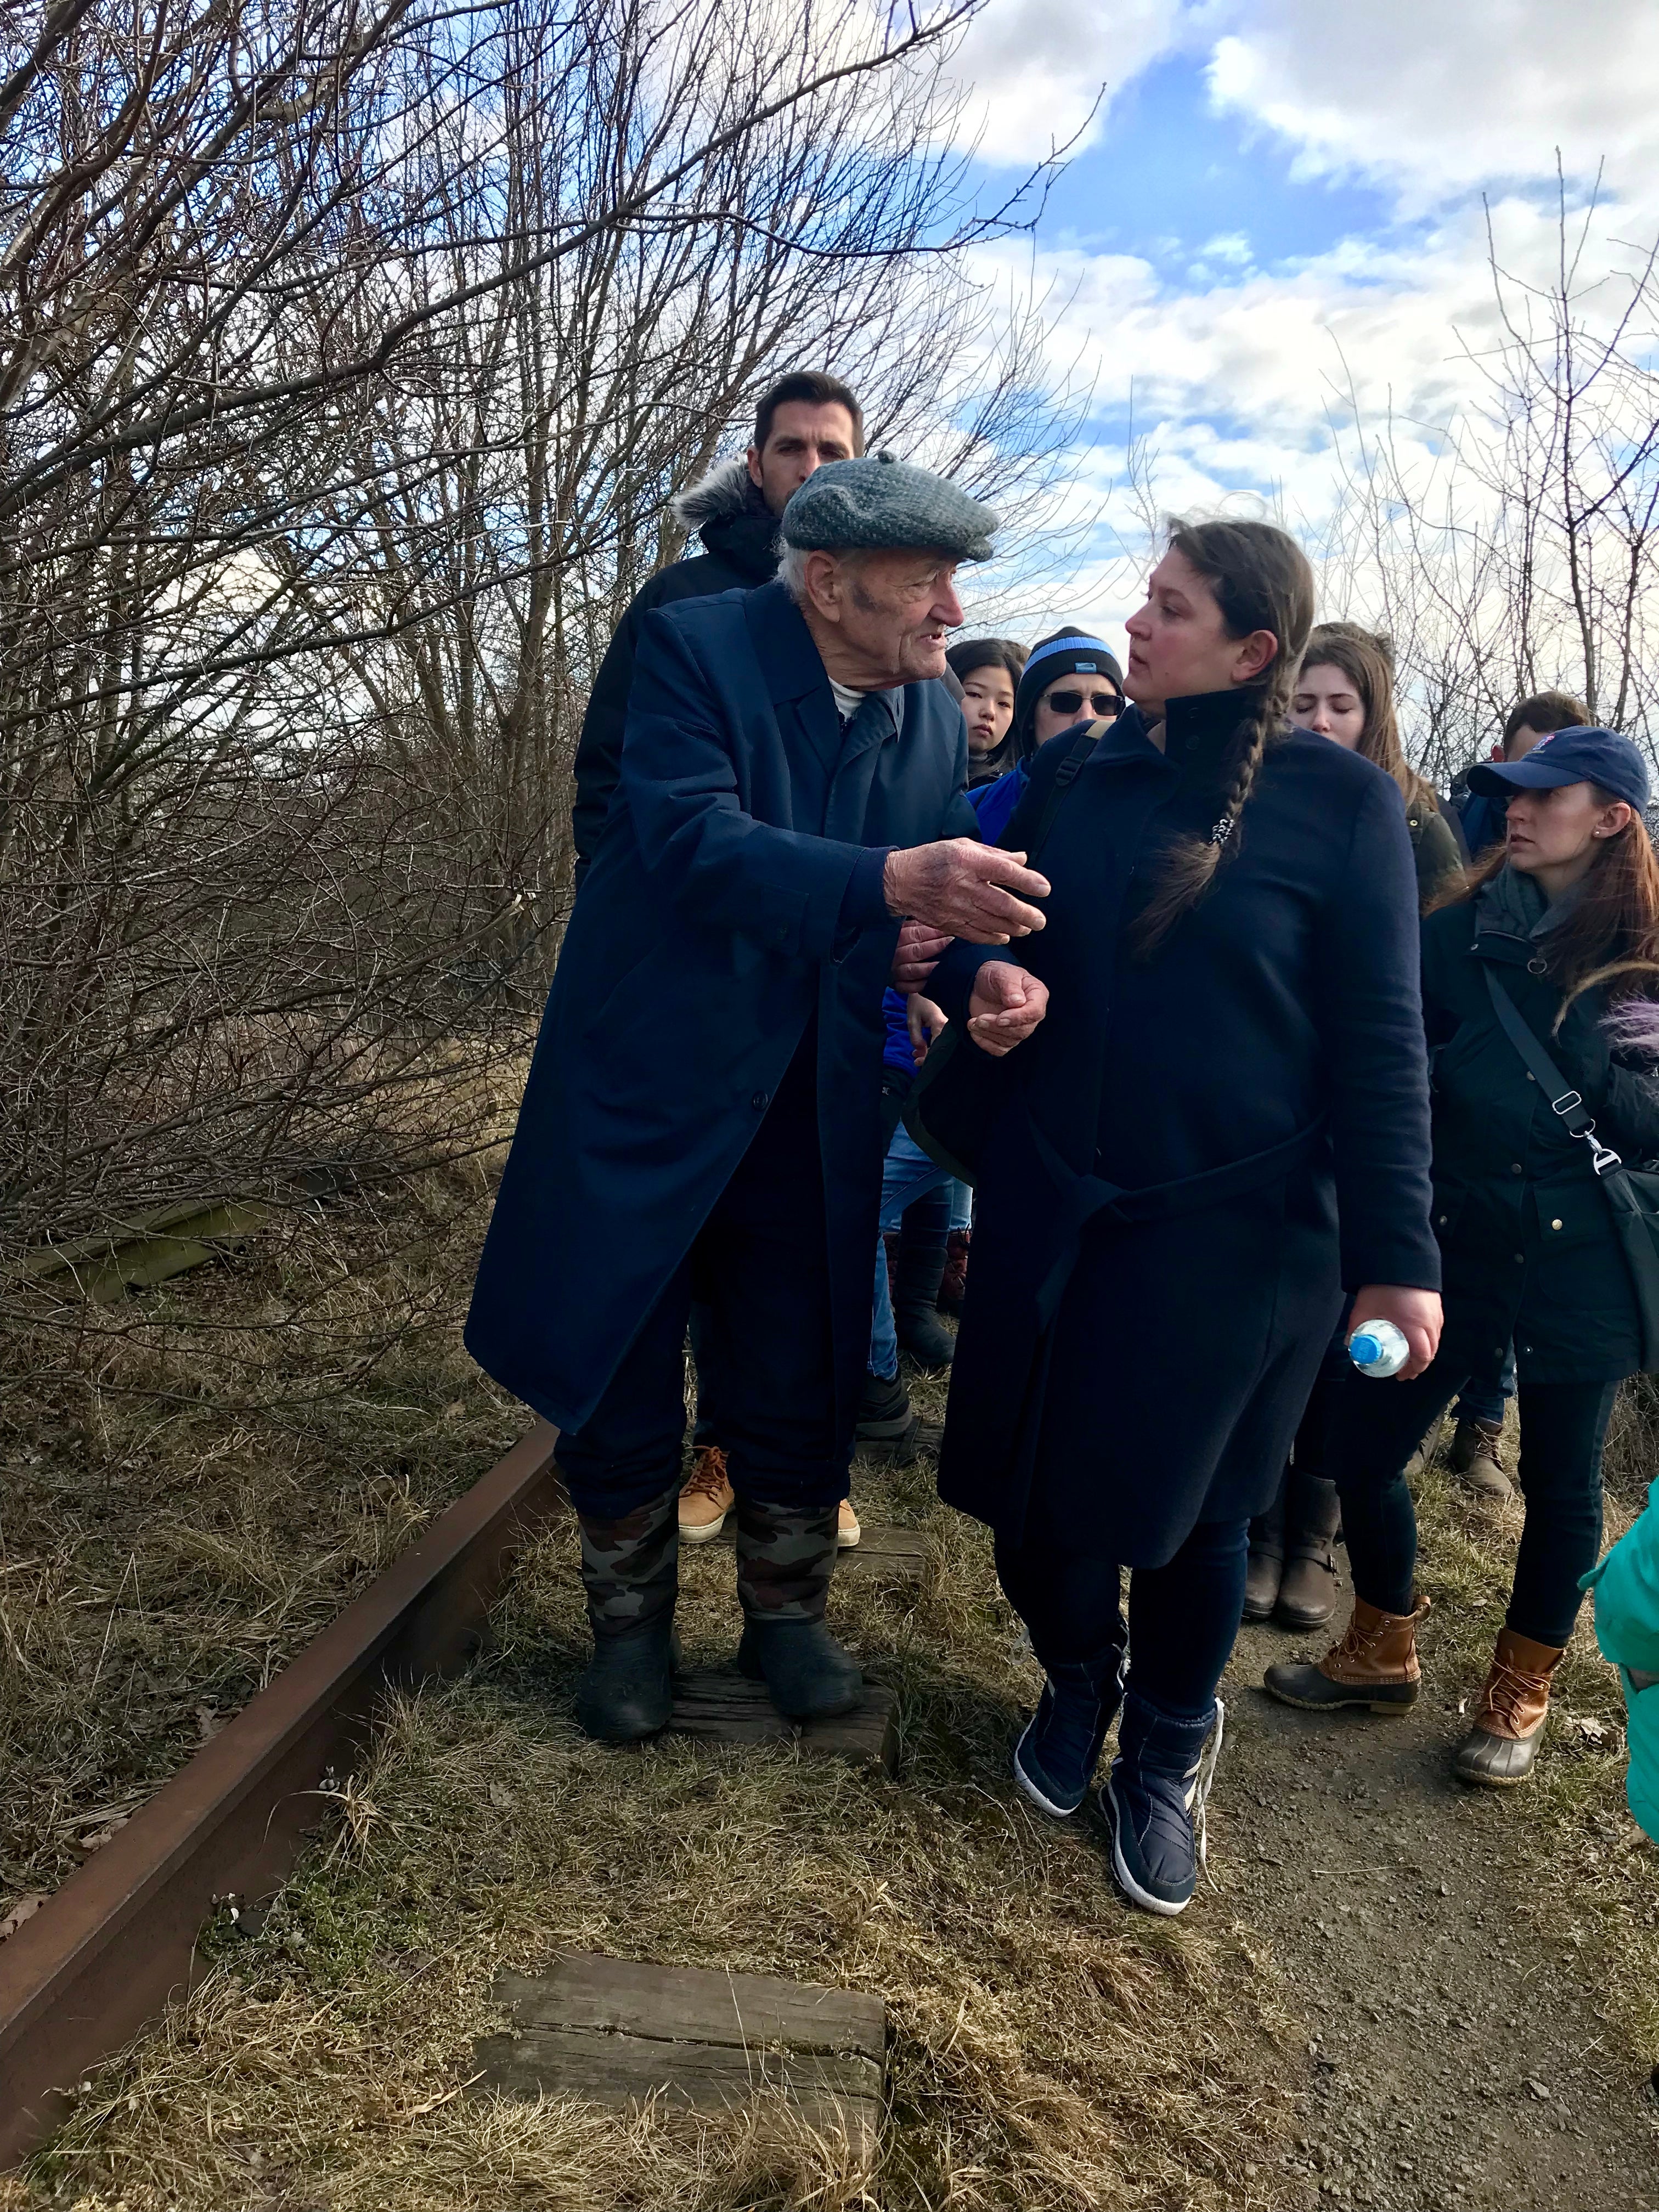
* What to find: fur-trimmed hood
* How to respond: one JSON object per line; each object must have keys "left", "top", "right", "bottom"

{"left": 672, "top": 454, "right": 763, "bottom": 531}
{"left": 670, "top": 456, "right": 779, "bottom": 586}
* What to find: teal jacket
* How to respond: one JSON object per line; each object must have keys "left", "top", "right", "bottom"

{"left": 1583, "top": 1483, "right": 1659, "bottom": 1842}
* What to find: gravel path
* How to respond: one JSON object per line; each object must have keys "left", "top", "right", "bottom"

{"left": 1212, "top": 1607, "right": 1659, "bottom": 2212}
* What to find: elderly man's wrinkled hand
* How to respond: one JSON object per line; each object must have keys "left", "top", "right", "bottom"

{"left": 890, "top": 917, "right": 950, "bottom": 991}
{"left": 884, "top": 839, "right": 1049, "bottom": 943}
{"left": 966, "top": 963, "right": 1047, "bottom": 1057}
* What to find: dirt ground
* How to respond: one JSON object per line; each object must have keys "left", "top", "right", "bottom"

{"left": 1220, "top": 1603, "right": 1659, "bottom": 2212}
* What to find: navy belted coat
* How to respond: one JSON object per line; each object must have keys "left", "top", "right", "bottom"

{"left": 465, "top": 579, "right": 976, "bottom": 1435}
{"left": 927, "top": 692, "right": 1441, "bottom": 1566}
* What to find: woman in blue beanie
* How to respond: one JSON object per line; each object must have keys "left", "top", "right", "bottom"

{"left": 1013, "top": 628, "right": 1125, "bottom": 757}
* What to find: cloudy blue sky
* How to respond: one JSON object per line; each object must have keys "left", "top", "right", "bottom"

{"left": 943, "top": 0, "right": 1659, "bottom": 639}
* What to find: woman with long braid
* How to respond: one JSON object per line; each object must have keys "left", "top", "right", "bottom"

{"left": 919, "top": 518, "right": 1442, "bottom": 1913}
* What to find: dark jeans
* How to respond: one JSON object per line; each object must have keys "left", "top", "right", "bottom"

{"left": 1331, "top": 1360, "right": 1618, "bottom": 1648}
{"left": 997, "top": 1514, "right": 1248, "bottom": 1719}
{"left": 1453, "top": 1343, "right": 1516, "bottom": 1431}
{"left": 557, "top": 1046, "right": 850, "bottom": 1519}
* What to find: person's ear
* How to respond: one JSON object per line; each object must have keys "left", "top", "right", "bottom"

{"left": 1594, "top": 800, "right": 1635, "bottom": 839}
{"left": 1233, "top": 629, "right": 1278, "bottom": 683}
{"left": 804, "top": 550, "right": 843, "bottom": 623}
{"left": 747, "top": 443, "right": 764, "bottom": 490}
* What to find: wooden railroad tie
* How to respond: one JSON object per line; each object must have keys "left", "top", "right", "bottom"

{"left": 667, "top": 1669, "right": 896, "bottom": 1771}
{"left": 475, "top": 1951, "right": 886, "bottom": 2162}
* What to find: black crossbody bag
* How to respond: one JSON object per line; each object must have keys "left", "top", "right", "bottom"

{"left": 1484, "top": 965, "right": 1659, "bottom": 1371}
{"left": 902, "top": 721, "right": 1104, "bottom": 1182}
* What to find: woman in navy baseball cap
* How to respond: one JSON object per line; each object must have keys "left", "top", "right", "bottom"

{"left": 1465, "top": 723, "right": 1651, "bottom": 814}
{"left": 1269, "top": 720, "right": 1659, "bottom": 1791}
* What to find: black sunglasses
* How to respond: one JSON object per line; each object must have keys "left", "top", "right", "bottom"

{"left": 1044, "top": 688, "right": 1121, "bottom": 719}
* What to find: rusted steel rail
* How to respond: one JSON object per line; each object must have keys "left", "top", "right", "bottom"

{"left": 0, "top": 1420, "right": 563, "bottom": 2170}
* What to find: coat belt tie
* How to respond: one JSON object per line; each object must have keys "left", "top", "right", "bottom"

{"left": 1028, "top": 1119, "right": 1329, "bottom": 1329}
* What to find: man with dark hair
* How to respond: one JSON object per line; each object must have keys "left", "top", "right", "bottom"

{"left": 571, "top": 371, "right": 865, "bottom": 882}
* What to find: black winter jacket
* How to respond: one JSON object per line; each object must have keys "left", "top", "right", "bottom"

{"left": 572, "top": 458, "right": 780, "bottom": 881}
{"left": 1425, "top": 866, "right": 1659, "bottom": 1383}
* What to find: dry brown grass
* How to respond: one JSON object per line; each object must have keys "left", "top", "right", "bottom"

{"left": 3, "top": 1254, "right": 1314, "bottom": 2211}
{"left": 0, "top": 1121, "right": 525, "bottom": 1907}
{"left": 12, "top": 1154, "right": 1659, "bottom": 2209}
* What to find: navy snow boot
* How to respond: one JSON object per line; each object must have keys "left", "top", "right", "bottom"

{"left": 1100, "top": 1688, "right": 1226, "bottom": 1917}
{"left": 1012, "top": 1633, "right": 1128, "bottom": 1818}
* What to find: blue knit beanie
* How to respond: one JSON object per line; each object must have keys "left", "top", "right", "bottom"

{"left": 1013, "top": 631, "right": 1125, "bottom": 735}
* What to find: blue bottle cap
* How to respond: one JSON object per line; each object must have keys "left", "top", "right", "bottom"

{"left": 1351, "top": 1331, "right": 1381, "bottom": 1365}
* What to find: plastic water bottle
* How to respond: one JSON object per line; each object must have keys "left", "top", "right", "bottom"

{"left": 1349, "top": 1318, "right": 1409, "bottom": 1378}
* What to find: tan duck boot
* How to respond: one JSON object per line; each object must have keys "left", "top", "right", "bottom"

{"left": 1452, "top": 1627, "right": 1564, "bottom": 1786}
{"left": 1263, "top": 1595, "right": 1430, "bottom": 1715}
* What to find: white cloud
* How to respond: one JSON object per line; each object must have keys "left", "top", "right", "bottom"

{"left": 941, "top": 0, "right": 1189, "bottom": 165}
{"left": 966, "top": 183, "right": 1657, "bottom": 647}
{"left": 1207, "top": 0, "right": 1659, "bottom": 212}
{"left": 944, "top": 0, "right": 1659, "bottom": 712}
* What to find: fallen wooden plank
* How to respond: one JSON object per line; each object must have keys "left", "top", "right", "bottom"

{"left": 496, "top": 1953, "right": 886, "bottom": 2053}
{"left": 0, "top": 1420, "right": 565, "bottom": 2171}
{"left": 699, "top": 1520, "right": 930, "bottom": 1577}
{"left": 476, "top": 1952, "right": 885, "bottom": 2158}
{"left": 667, "top": 1669, "right": 896, "bottom": 1771}
{"left": 15, "top": 1169, "right": 349, "bottom": 1304}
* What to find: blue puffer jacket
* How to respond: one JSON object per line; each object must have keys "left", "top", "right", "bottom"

{"left": 881, "top": 760, "right": 1031, "bottom": 1082}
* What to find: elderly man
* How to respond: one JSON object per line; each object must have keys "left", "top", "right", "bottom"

{"left": 466, "top": 454, "right": 1049, "bottom": 1740}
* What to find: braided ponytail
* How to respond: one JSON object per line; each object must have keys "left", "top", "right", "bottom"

{"left": 1131, "top": 518, "right": 1314, "bottom": 956}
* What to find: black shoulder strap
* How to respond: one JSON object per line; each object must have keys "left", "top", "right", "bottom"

{"left": 1483, "top": 964, "right": 1623, "bottom": 1169}
{"left": 996, "top": 720, "right": 1109, "bottom": 859}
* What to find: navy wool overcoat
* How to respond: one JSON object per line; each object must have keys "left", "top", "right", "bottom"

{"left": 928, "top": 691, "right": 1442, "bottom": 1566}
{"left": 466, "top": 579, "right": 977, "bottom": 1436}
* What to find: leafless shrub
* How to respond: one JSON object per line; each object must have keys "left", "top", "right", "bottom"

{"left": 0, "top": 0, "right": 1075, "bottom": 1267}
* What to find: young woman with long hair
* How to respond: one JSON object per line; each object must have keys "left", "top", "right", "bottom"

{"left": 1267, "top": 727, "right": 1659, "bottom": 1786}
{"left": 1293, "top": 624, "right": 1464, "bottom": 900}
{"left": 1245, "top": 624, "right": 1468, "bottom": 1633}
{"left": 921, "top": 519, "right": 1442, "bottom": 1913}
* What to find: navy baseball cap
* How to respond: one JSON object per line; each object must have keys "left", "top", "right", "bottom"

{"left": 1467, "top": 726, "right": 1650, "bottom": 812}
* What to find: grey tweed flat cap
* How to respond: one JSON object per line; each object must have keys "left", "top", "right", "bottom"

{"left": 780, "top": 452, "right": 997, "bottom": 561}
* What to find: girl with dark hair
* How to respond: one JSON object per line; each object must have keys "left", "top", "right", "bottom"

{"left": 946, "top": 636, "right": 1028, "bottom": 786}
{"left": 921, "top": 518, "right": 1441, "bottom": 1914}
{"left": 1244, "top": 623, "right": 1468, "bottom": 1632}
{"left": 1268, "top": 726, "right": 1659, "bottom": 1788}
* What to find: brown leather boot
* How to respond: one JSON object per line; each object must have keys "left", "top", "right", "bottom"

{"left": 1447, "top": 1415, "right": 1512, "bottom": 1500}
{"left": 1451, "top": 1627, "right": 1564, "bottom": 1786}
{"left": 937, "top": 1228, "right": 971, "bottom": 1316}
{"left": 1274, "top": 1472, "right": 1342, "bottom": 1631}
{"left": 1263, "top": 1595, "right": 1430, "bottom": 1714}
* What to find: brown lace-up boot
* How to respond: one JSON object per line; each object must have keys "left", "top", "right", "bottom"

{"left": 1451, "top": 1627, "right": 1564, "bottom": 1786}
{"left": 1447, "top": 1416, "right": 1513, "bottom": 1500}
{"left": 1262, "top": 1595, "right": 1430, "bottom": 1714}
{"left": 678, "top": 1444, "right": 735, "bottom": 1543}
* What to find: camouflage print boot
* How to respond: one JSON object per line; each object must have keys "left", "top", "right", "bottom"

{"left": 734, "top": 1496, "right": 862, "bottom": 1721}
{"left": 574, "top": 1486, "right": 679, "bottom": 1743}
